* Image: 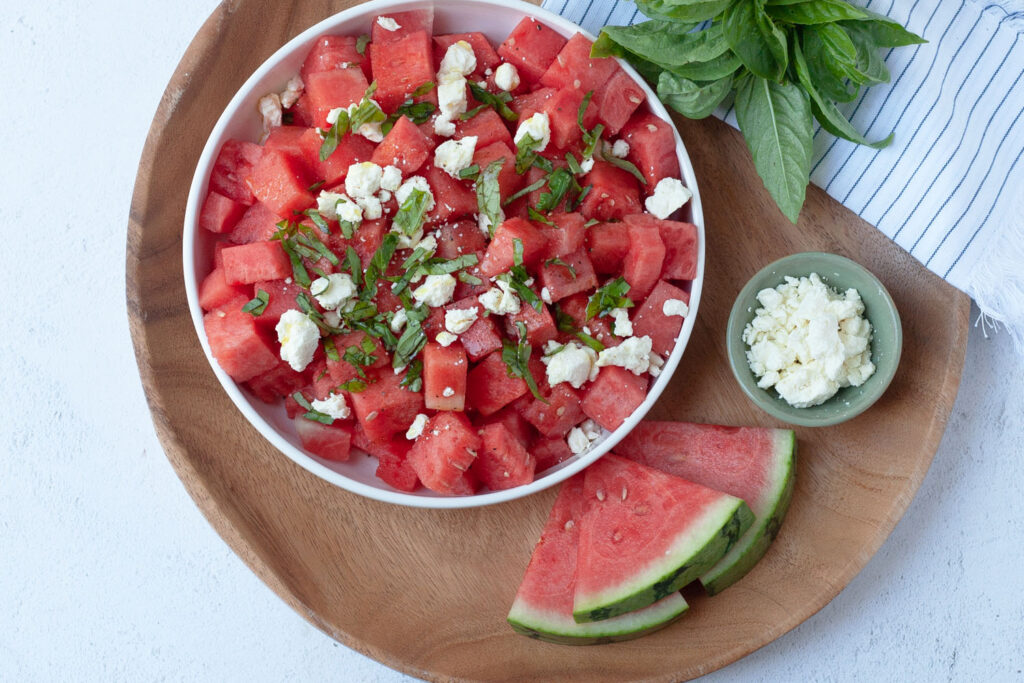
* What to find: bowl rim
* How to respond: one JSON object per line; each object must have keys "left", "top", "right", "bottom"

{"left": 726, "top": 251, "right": 902, "bottom": 428}
{"left": 182, "top": 0, "right": 706, "bottom": 507}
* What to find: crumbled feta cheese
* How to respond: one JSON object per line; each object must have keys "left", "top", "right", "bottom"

{"left": 579, "top": 157, "right": 594, "bottom": 174}
{"left": 434, "top": 136, "right": 478, "bottom": 177}
{"left": 280, "top": 76, "right": 304, "bottom": 109}
{"left": 540, "top": 287, "right": 552, "bottom": 304}
{"left": 663, "top": 298, "right": 689, "bottom": 317}
{"left": 445, "top": 307, "right": 479, "bottom": 334}
{"left": 354, "top": 194, "right": 382, "bottom": 220}
{"left": 380, "top": 165, "right": 403, "bottom": 191}
{"left": 316, "top": 190, "right": 363, "bottom": 223}
{"left": 435, "top": 331, "right": 458, "bottom": 347}
{"left": 310, "top": 392, "right": 350, "bottom": 420}
{"left": 323, "top": 310, "right": 342, "bottom": 328}
{"left": 433, "top": 115, "right": 457, "bottom": 137}
{"left": 542, "top": 342, "right": 599, "bottom": 389}
{"left": 345, "top": 161, "right": 383, "bottom": 198}
{"left": 440, "top": 41, "right": 477, "bottom": 78}
{"left": 326, "top": 107, "right": 344, "bottom": 125}
{"left": 567, "top": 423, "right": 601, "bottom": 455}
{"left": 610, "top": 140, "right": 630, "bottom": 158}
{"left": 376, "top": 16, "right": 401, "bottom": 31}
{"left": 442, "top": 386, "right": 455, "bottom": 397}
{"left": 580, "top": 419, "right": 602, "bottom": 441}
{"left": 595, "top": 335, "right": 654, "bottom": 375}
{"left": 743, "top": 273, "right": 875, "bottom": 408}
{"left": 276, "top": 309, "right": 320, "bottom": 372}
{"left": 310, "top": 273, "right": 357, "bottom": 310}
{"left": 648, "top": 352, "right": 665, "bottom": 378}
{"left": 390, "top": 308, "right": 408, "bottom": 333}
{"left": 329, "top": 101, "right": 385, "bottom": 142}
{"left": 610, "top": 308, "right": 633, "bottom": 337}
{"left": 494, "top": 62, "right": 520, "bottom": 91}
{"left": 438, "top": 78, "right": 469, "bottom": 120}
{"left": 258, "top": 93, "right": 282, "bottom": 141}
{"left": 645, "top": 177, "right": 692, "bottom": 219}
{"left": 395, "top": 176, "right": 435, "bottom": 210}
{"left": 514, "top": 112, "right": 551, "bottom": 152}
{"left": 406, "top": 413, "right": 429, "bottom": 440}
{"left": 415, "top": 235, "right": 438, "bottom": 253}
{"left": 412, "top": 274, "right": 456, "bottom": 307}
{"left": 478, "top": 279, "right": 520, "bottom": 315}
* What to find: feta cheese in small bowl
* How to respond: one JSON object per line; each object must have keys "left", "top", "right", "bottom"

{"left": 726, "top": 252, "right": 902, "bottom": 427}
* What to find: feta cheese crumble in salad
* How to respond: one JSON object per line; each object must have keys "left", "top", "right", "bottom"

{"left": 195, "top": 10, "right": 699, "bottom": 495}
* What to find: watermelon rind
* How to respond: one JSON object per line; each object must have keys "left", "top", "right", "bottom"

{"left": 573, "top": 497, "right": 755, "bottom": 623}
{"left": 508, "top": 592, "right": 688, "bottom": 645}
{"left": 700, "top": 430, "right": 796, "bottom": 595}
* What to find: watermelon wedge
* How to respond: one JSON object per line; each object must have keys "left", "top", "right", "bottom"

{"left": 614, "top": 422, "right": 796, "bottom": 595}
{"left": 573, "top": 455, "right": 754, "bottom": 623}
{"left": 507, "top": 475, "right": 689, "bottom": 644}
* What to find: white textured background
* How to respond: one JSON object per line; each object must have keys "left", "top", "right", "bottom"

{"left": 2, "top": 1, "right": 1022, "bottom": 680}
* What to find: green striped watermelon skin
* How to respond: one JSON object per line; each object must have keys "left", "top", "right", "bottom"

{"left": 572, "top": 455, "right": 754, "bottom": 624}
{"left": 507, "top": 475, "right": 689, "bottom": 645}
{"left": 614, "top": 422, "right": 796, "bottom": 595}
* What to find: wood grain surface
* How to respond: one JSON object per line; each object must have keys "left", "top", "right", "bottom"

{"left": 126, "top": 1, "right": 971, "bottom": 680}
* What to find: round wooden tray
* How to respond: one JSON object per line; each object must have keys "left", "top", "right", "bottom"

{"left": 126, "top": 2, "right": 970, "bottom": 680}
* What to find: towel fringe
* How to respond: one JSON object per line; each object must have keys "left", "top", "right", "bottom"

{"left": 965, "top": 191, "right": 1024, "bottom": 353}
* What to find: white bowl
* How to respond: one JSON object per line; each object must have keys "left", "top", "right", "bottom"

{"left": 183, "top": 0, "right": 705, "bottom": 508}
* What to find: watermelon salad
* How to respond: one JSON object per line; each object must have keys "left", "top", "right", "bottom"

{"left": 194, "top": 9, "right": 700, "bottom": 496}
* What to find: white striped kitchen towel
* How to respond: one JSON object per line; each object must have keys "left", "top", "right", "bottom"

{"left": 543, "top": 0, "right": 1024, "bottom": 348}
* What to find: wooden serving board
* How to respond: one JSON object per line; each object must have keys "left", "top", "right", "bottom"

{"left": 126, "top": 2, "right": 970, "bottom": 680}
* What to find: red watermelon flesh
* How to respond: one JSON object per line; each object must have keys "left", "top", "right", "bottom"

{"left": 507, "top": 475, "right": 689, "bottom": 644}
{"left": 573, "top": 455, "right": 754, "bottom": 622}
{"left": 614, "top": 422, "right": 796, "bottom": 595}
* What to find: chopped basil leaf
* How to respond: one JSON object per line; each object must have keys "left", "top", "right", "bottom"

{"left": 458, "top": 270, "right": 482, "bottom": 286}
{"left": 460, "top": 104, "right": 487, "bottom": 121}
{"left": 280, "top": 240, "right": 312, "bottom": 288}
{"left": 303, "top": 208, "right": 331, "bottom": 234}
{"left": 578, "top": 91, "right": 606, "bottom": 160}
{"left": 343, "top": 247, "right": 362, "bottom": 289}
{"left": 319, "top": 109, "right": 348, "bottom": 161}
{"left": 323, "top": 337, "right": 340, "bottom": 362}
{"left": 565, "top": 152, "right": 583, "bottom": 176}
{"left": 553, "top": 304, "right": 576, "bottom": 333}
{"left": 392, "top": 305, "right": 429, "bottom": 371}
{"left": 356, "top": 34, "right": 370, "bottom": 55}
{"left": 308, "top": 179, "right": 326, "bottom": 192}
{"left": 545, "top": 257, "right": 577, "bottom": 279}
{"left": 501, "top": 322, "right": 546, "bottom": 402}
{"left": 362, "top": 232, "right": 399, "bottom": 300}
{"left": 586, "top": 277, "right": 634, "bottom": 320}
{"left": 319, "top": 81, "right": 384, "bottom": 161}
{"left": 576, "top": 330, "right": 606, "bottom": 352}
{"left": 535, "top": 167, "right": 576, "bottom": 212}
{"left": 292, "top": 391, "right": 334, "bottom": 425}
{"left": 531, "top": 155, "right": 554, "bottom": 174}
{"left": 296, "top": 231, "right": 340, "bottom": 266}
{"left": 512, "top": 238, "right": 525, "bottom": 267}
{"left": 515, "top": 133, "right": 543, "bottom": 174}
{"left": 411, "top": 81, "right": 436, "bottom": 97}
{"left": 241, "top": 289, "right": 269, "bottom": 316}
{"left": 343, "top": 342, "right": 377, "bottom": 378}
{"left": 468, "top": 82, "right": 518, "bottom": 121}
{"left": 476, "top": 157, "right": 505, "bottom": 237}
{"left": 583, "top": 218, "right": 599, "bottom": 228}
{"left": 527, "top": 206, "right": 556, "bottom": 226}
{"left": 503, "top": 177, "right": 546, "bottom": 206}
{"left": 393, "top": 188, "right": 432, "bottom": 237}
{"left": 339, "top": 378, "right": 369, "bottom": 393}
{"left": 572, "top": 184, "right": 592, "bottom": 211}
{"left": 458, "top": 164, "right": 480, "bottom": 180}
{"left": 599, "top": 144, "right": 647, "bottom": 185}
{"left": 400, "top": 359, "right": 423, "bottom": 392}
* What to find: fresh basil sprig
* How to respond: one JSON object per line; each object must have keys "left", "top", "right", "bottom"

{"left": 594, "top": 0, "right": 925, "bottom": 223}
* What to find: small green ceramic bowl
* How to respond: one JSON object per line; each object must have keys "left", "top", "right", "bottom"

{"left": 726, "top": 252, "right": 902, "bottom": 427}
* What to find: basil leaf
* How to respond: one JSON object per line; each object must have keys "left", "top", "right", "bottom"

{"left": 400, "top": 359, "right": 423, "bottom": 392}
{"left": 597, "top": 146, "right": 648, "bottom": 186}
{"left": 323, "top": 337, "right": 340, "bottom": 362}
{"left": 363, "top": 232, "right": 399, "bottom": 300}
{"left": 813, "top": 22, "right": 858, "bottom": 67}
{"left": 528, "top": 206, "right": 556, "bottom": 226}
{"left": 503, "top": 177, "right": 547, "bottom": 206}
{"left": 535, "top": 167, "right": 576, "bottom": 212}
{"left": 356, "top": 34, "right": 370, "bottom": 55}
{"left": 766, "top": 0, "right": 867, "bottom": 24}
{"left": 575, "top": 330, "right": 605, "bottom": 353}
{"left": 596, "top": 21, "right": 729, "bottom": 69}
{"left": 339, "top": 378, "right": 369, "bottom": 393}
{"left": 468, "top": 82, "right": 518, "bottom": 121}
{"left": 587, "top": 277, "right": 634, "bottom": 319}
{"left": 476, "top": 158, "right": 505, "bottom": 236}
{"left": 840, "top": 11, "right": 927, "bottom": 47}
{"left": 303, "top": 208, "right": 330, "bottom": 234}
{"left": 241, "top": 289, "right": 269, "bottom": 316}
{"left": 633, "top": 0, "right": 731, "bottom": 23}
{"left": 734, "top": 73, "right": 813, "bottom": 224}
{"left": 545, "top": 257, "right": 577, "bottom": 279}
{"left": 842, "top": 23, "right": 891, "bottom": 86}
{"left": 319, "top": 109, "right": 349, "bottom": 161}
{"left": 392, "top": 306, "right": 429, "bottom": 371}
{"left": 663, "top": 50, "right": 743, "bottom": 81}
{"left": 393, "top": 187, "right": 431, "bottom": 237}
{"left": 411, "top": 81, "right": 435, "bottom": 97}
{"left": 801, "top": 25, "right": 860, "bottom": 102}
{"left": 292, "top": 392, "right": 334, "bottom": 425}
{"left": 501, "top": 322, "right": 545, "bottom": 402}
{"left": 515, "top": 133, "right": 543, "bottom": 174}
{"left": 723, "top": 0, "right": 788, "bottom": 81}
{"left": 460, "top": 104, "right": 487, "bottom": 121}
{"left": 343, "top": 246, "right": 362, "bottom": 289}
{"left": 793, "top": 37, "right": 893, "bottom": 149}
{"left": 458, "top": 164, "right": 480, "bottom": 180}
{"left": 657, "top": 71, "right": 733, "bottom": 119}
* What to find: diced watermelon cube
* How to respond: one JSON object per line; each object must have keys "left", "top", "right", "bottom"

{"left": 437, "top": 220, "right": 487, "bottom": 260}
{"left": 371, "top": 115, "right": 434, "bottom": 174}
{"left": 532, "top": 437, "right": 573, "bottom": 472}
{"left": 298, "top": 126, "right": 376, "bottom": 187}
{"left": 325, "top": 330, "right": 389, "bottom": 384}
{"left": 423, "top": 342, "right": 468, "bottom": 411}
{"left": 620, "top": 112, "right": 681, "bottom": 192}
{"left": 581, "top": 366, "right": 648, "bottom": 431}
{"left": 199, "top": 191, "right": 249, "bottom": 234}
{"left": 229, "top": 202, "right": 283, "bottom": 244}
{"left": 203, "top": 305, "right": 279, "bottom": 382}
{"left": 472, "top": 140, "right": 521, "bottom": 199}
{"left": 295, "top": 416, "right": 354, "bottom": 462}
{"left": 433, "top": 32, "right": 501, "bottom": 76}
{"left": 455, "top": 107, "right": 513, "bottom": 150}
{"left": 632, "top": 280, "right": 691, "bottom": 357}
{"left": 371, "top": 9, "right": 434, "bottom": 44}
{"left": 510, "top": 87, "right": 556, "bottom": 120}
{"left": 263, "top": 125, "right": 309, "bottom": 158}
{"left": 472, "top": 423, "right": 536, "bottom": 490}
{"left": 221, "top": 241, "right": 292, "bottom": 285}
{"left": 305, "top": 67, "right": 372, "bottom": 127}
{"left": 455, "top": 312, "right": 503, "bottom": 361}
{"left": 424, "top": 164, "right": 477, "bottom": 223}
{"left": 364, "top": 437, "right": 419, "bottom": 492}
{"left": 624, "top": 215, "right": 698, "bottom": 281}
{"left": 585, "top": 222, "right": 630, "bottom": 274}
{"left": 541, "top": 87, "right": 588, "bottom": 150}
{"left": 539, "top": 33, "right": 618, "bottom": 94}
{"left": 210, "top": 139, "right": 262, "bottom": 205}
{"left": 591, "top": 68, "right": 646, "bottom": 135}
{"left": 407, "top": 411, "right": 480, "bottom": 495}
{"left": 250, "top": 149, "right": 315, "bottom": 216}
{"left": 466, "top": 351, "right": 528, "bottom": 416}
{"left": 519, "top": 384, "right": 585, "bottom": 438}
{"left": 198, "top": 267, "right": 250, "bottom": 312}
{"left": 479, "top": 217, "right": 546, "bottom": 278}
{"left": 579, "top": 161, "right": 643, "bottom": 221}
{"left": 370, "top": 30, "right": 435, "bottom": 112}
{"left": 505, "top": 302, "right": 558, "bottom": 347}
{"left": 498, "top": 17, "right": 567, "bottom": 84}
{"left": 245, "top": 360, "right": 309, "bottom": 403}
{"left": 301, "top": 35, "right": 370, "bottom": 82}
{"left": 349, "top": 369, "right": 425, "bottom": 443}
{"left": 538, "top": 247, "right": 598, "bottom": 302}
{"left": 482, "top": 398, "right": 537, "bottom": 450}
{"left": 623, "top": 221, "right": 666, "bottom": 301}
{"left": 308, "top": 357, "right": 337, "bottom": 400}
